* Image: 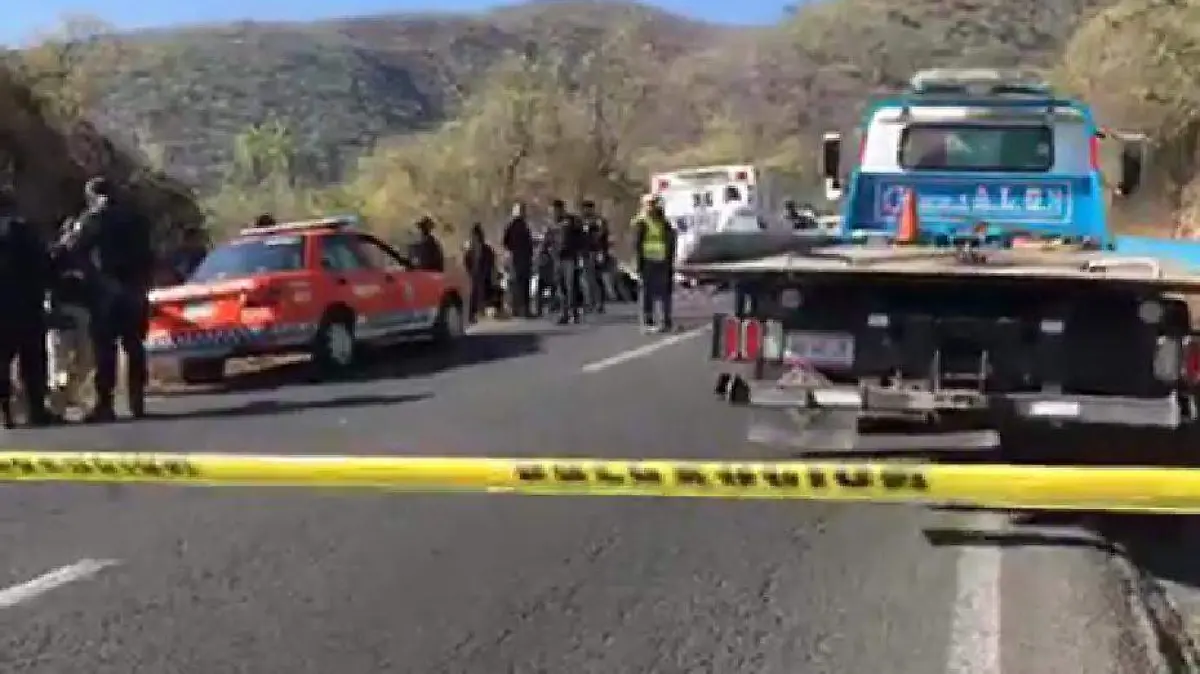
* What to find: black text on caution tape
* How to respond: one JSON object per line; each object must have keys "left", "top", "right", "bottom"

{"left": 0, "top": 456, "right": 201, "bottom": 479}
{"left": 513, "top": 463, "right": 929, "bottom": 492}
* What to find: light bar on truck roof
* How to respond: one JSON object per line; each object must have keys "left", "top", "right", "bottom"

{"left": 238, "top": 214, "right": 360, "bottom": 236}
{"left": 908, "top": 68, "right": 1052, "bottom": 97}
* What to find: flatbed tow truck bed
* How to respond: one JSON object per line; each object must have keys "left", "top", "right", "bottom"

{"left": 688, "top": 240, "right": 1200, "bottom": 458}
{"left": 684, "top": 242, "right": 1200, "bottom": 291}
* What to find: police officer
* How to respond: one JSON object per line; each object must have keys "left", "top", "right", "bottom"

{"left": 633, "top": 195, "right": 676, "bottom": 333}
{"left": 534, "top": 225, "right": 557, "bottom": 318}
{"left": 502, "top": 202, "right": 534, "bottom": 318}
{"left": 59, "top": 177, "right": 155, "bottom": 423}
{"left": 550, "top": 199, "right": 585, "bottom": 324}
{"left": 410, "top": 216, "right": 445, "bottom": 273}
{"left": 579, "top": 199, "right": 610, "bottom": 314}
{"left": 0, "top": 187, "right": 57, "bottom": 428}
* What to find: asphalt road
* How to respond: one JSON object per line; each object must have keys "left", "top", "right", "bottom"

{"left": 0, "top": 295, "right": 1164, "bottom": 673}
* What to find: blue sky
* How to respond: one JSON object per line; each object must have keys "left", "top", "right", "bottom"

{"left": 5, "top": 0, "right": 791, "bottom": 45}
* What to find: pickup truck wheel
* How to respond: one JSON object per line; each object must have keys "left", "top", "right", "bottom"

{"left": 432, "top": 296, "right": 465, "bottom": 345}
{"left": 312, "top": 314, "right": 356, "bottom": 376}
{"left": 179, "top": 358, "right": 226, "bottom": 385}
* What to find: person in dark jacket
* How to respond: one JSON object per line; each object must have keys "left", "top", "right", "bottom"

{"left": 410, "top": 216, "right": 445, "bottom": 272}
{"left": 533, "top": 226, "right": 557, "bottom": 318}
{"left": 58, "top": 176, "right": 155, "bottom": 423}
{"left": 579, "top": 199, "right": 610, "bottom": 314}
{"left": 251, "top": 213, "right": 276, "bottom": 229}
{"left": 633, "top": 195, "right": 677, "bottom": 333}
{"left": 462, "top": 223, "right": 495, "bottom": 324}
{"left": 502, "top": 202, "right": 534, "bottom": 318}
{"left": 550, "top": 199, "right": 585, "bottom": 324}
{"left": 0, "top": 187, "right": 58, "bottom": 427}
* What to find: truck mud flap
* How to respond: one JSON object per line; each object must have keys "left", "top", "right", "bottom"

{"left": 746, "top": 409, "right": 1001, "bottom": 455}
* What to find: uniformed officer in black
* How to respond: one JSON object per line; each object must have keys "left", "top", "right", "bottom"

{"left": 550, "top": 199, "right": 585, "bottom": 324}
{"left": 59, "top": 177, "right": 155, "bottom": 423}
{"left": 0, "top": 186, "right": 57, "bottom": 428}
{"left": 579, "top": 199, "right": 610, "bottom": 314}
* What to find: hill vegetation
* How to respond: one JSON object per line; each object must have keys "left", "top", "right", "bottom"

{"left": 9, "top": 0, "right": 1198, "bottom": 248}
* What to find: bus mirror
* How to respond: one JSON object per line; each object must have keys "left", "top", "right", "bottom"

{"left": 1116, "top": 140, "right": 1144, "bottom": 198}
{"left": 821, "top": 132, "right": 842, "bottom": 201}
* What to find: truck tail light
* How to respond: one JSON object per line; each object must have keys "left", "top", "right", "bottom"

{"left": 715, "top": 316, "right": 783, "bottom": 362}
{"left": 1183, "top": 336, "right": 1200, "bottom": 385}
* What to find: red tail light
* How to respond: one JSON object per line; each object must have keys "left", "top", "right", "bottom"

{"left": 718, "top": 316, "right": 782, "bottom": 362}
{"left": 733, "top": 170, "right": 749, "bottom": 181}
{"left": 242, "top": 284, "right": 283, "bottom": 308}
{"left": 1184, "top": 337, "right": 1200, "bottom": 384}
{"left": 1089, "top": 133, "right": 1101, "bottom": 171}
{"left": 721, "top": 316, "right": 741, "bottom": 360}
{"left": 858, "top": 134, "right": 867, "bottom": 163}
{"left": 741, "top": 319, "right": 762, "bottom": 360}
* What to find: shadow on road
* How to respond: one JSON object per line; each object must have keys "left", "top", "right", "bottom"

{"left": 162, "top": 332, "right": 543, "bottom": 396}
{"left": 145, "top": 391, "right": 434, "bottom": 422}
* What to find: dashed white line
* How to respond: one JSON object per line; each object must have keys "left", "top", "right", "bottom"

{"left": 580, "top": 325, "right": 709, "bottom": 373}
{"left": 946, "top": 511, "right": 1004, "bottom": 674}
{"left": 0, "top": 558, "right": 119, "bottom": 609}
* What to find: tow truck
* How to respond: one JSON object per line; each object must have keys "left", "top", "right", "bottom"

{"left": 686, "top": 69, "right": 1200, "bottom": 457}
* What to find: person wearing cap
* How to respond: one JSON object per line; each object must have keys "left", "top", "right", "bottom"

{"left": 410, "top": 216, "right": 445, "bottom": 273}
{"left": 252, "top": 213, "right": 276, "bottom": 229}
{"left": 0, "top": 186, "right": 58, "bottom": 427}
{"left": 502, "top": 202, "right": 534, "bottom": 318}
{"left": 633, "top": 194, "right": 676, "bottom": 333}
{"left": 59, "top": 176, "right": 155, "bottom": 422}
{"left": 550, "top": 199, "right": 586, "bottom": 324}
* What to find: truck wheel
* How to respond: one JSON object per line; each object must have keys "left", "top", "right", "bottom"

{"left": 431, "top": 294, "right": 465, "bottom": 346}
{"left": 179, "top": 358, "right": 226, "bottom": 385}
{"left": 312, "top": 311, "right": 357, "bottom": 377}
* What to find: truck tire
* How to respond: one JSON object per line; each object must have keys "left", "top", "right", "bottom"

{"left": 311, "top": 309, "right": 357, "bottom": 378}
{"left": 431, "top": 293, "right": 465, "bottom": 346}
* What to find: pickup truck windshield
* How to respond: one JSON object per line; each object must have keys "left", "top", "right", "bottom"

{"left": 899, "top": 123, "right": 1053, "bottom": 172}
{"left": 189, "top": 236, "right": 305, "bottom": 282}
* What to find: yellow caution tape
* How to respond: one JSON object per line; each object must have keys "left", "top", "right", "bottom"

{"left": 4, "top": 452, "right": 1200, "bottom": 512}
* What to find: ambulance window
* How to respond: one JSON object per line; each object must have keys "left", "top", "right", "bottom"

{"left": 724, "top": 186, "right": 742, "bottom": 203}
{"left": 693, "top": 193, "right": 703, "bottom": 208}
{"left": 704, "top": 192, "right": 714, "bottom": 207}
{"left": 899, "top": 124, "right": 1053, "bottom": 172}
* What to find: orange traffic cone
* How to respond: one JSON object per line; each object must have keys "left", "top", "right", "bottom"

{"left": 897, "top": 189, "right": 919, "bottom": 244}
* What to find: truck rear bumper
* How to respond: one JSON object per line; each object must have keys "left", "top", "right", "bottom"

{"left": 723, "top": 376, "right": 1186, "bottom": 429}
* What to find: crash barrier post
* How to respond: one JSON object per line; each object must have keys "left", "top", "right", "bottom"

{"left": 4, "top": 452, "right": 1200, "bottom": 513}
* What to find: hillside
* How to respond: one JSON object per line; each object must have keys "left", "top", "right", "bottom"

{"left": 0, "top": 66, "right": 201, "bottom": 245}
{"left": 51, "top": 0, "right": 1113, "bottom": 194}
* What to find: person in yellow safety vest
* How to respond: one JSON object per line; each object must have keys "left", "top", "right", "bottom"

{"left": 632, "top": 194, "right": 677, "bottom": 334}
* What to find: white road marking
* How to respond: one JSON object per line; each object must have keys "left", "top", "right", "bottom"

{"left": 946, "top": 511, "right": 1004, "bottom": 674}
{"left": 0, "top": 558, "right": 119, "bottom": 609}
{"left": 580, "top": 326, "right": 710, "bottom": 373}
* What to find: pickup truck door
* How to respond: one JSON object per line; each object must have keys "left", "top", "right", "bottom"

{"left": 350, "top": 233, "right": 437, "bottom": 333}
{"left": 317, "top": 233, "right": 390, "bottom": 340}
